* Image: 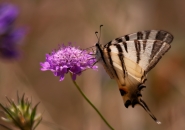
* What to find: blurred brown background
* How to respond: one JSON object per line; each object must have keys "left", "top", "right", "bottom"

{"left": 0, "top": 0, "right": 185, "bottom": 130}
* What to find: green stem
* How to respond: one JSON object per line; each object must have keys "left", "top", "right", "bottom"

{"left": 70, "top": 74, "right": 114, "bottom": 130}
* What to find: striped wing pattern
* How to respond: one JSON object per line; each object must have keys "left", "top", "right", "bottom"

{"left": 95, "top": 30, "right": 173, "bottom": 123}
{"left": 104, "top": 30, "right": 173, "bottom": 72}
{"left": 101, "top": 30, "right": 173, "bottom": 83}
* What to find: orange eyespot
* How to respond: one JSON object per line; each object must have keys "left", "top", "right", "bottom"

{"left": 119, "top": 88, "right": 128, "bottom": 96}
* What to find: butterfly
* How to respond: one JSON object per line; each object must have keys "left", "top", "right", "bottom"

{"left": 95, "top": 25, "right": 173, "bottom": 124}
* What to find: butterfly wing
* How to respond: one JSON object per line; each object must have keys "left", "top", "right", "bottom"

{"left": 96, "top": 30, "right": 173, "bottom": 123}
{"left": 102, "top": 30, "right": 173, "bottom": 81}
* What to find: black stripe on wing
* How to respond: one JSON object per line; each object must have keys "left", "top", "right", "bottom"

{"left": 125, "top": 35, "right": 130, "bottom": 41}
{"left": 114, "top": 44, "right": 126, "bottom": 78}
{"left": 106, "top": 47, "right": 120, "bottom": 80}
{"left": 142, "top": 40, "right": 147, "bottom": 52}
{"left": 137, "top": 31, "right": 144, "bottom": 39}
{"left": 96, "top": 44, "right": 114, "bottom": 78}
{"left": 149, "top": 41, "right": 163, "bottom": 63}
{"left": 106, "top": 44, "right": 127, "bottom": 86}
{"left": 134, "top": 40, "right": 141, "bottom": 64}
{"left": 122, "top": 42, "right": 128, "bottom": 53}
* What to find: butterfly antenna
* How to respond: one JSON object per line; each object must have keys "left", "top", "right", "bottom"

{"left": 98, "top": 25, "right": 103, "bottom": 43}
{"left": 95, "top": 31, "right": 99, "bottom": 40}
{"left": 95, "top": 25, "right": 103, "bottom": 43}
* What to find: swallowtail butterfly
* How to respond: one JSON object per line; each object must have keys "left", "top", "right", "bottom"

{"left": 95, "top": 25, "right": 173, "bottom": 124}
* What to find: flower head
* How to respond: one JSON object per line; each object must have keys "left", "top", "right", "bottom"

{"left": 0, "top": 93, "right": 42, "bottom": 130}
{"left": 0, "top": 3, "right": 25, "bottom": 59}
{"left": 40, "top": 43, "right": 97, "bottom": 81}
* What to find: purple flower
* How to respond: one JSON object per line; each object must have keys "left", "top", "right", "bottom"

{"left": 0, "top": 3, "right": 25, "bottom": 59}
{"left": 0, "top": 3, "right": 18, "bottom": 34}
{"left": 40, "top": 43, "right": 98, "bottom": 81}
